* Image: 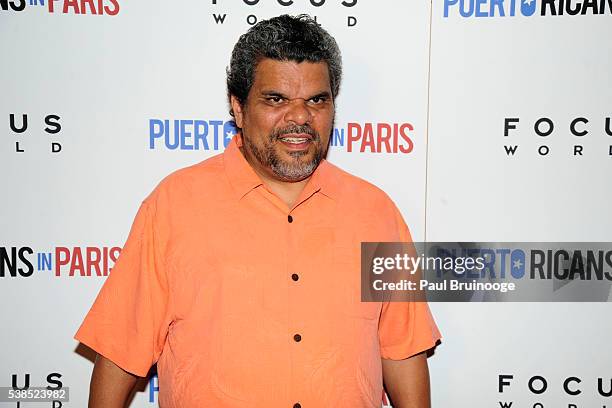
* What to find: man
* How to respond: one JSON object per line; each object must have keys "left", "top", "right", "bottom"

{"left": 75, "top": 14, "right": 441, "bottom": 408}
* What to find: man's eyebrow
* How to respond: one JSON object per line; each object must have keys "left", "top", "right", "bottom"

{"left": 259, "top": 90, "right": 332, "bottom": 99}
{"left": 308, "top": 91, "right": 332, "bottom": 100}
{"left": 260, "top": 90, "right": 289, "bottom": 98}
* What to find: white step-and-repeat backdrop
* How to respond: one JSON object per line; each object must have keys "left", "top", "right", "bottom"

{"left": 1, "top": 0, "right": 611, "bottom": 407}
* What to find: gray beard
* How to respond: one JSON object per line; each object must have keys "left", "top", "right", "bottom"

{"left": 244, "top": 136, "right": 324, "bottom": 182}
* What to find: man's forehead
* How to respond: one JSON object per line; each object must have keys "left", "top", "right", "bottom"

{"left": 252, "top": 58, "right": 331, "bottom": 92}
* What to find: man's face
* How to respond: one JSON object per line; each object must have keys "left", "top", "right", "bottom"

{"left": 231, "top": 58, "right": 335, "bottom": 182}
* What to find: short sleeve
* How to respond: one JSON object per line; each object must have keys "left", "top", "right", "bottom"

{"left": 378, "top": 301, "right": 441, "bottom": 360}
{"left": 74, "top": 198, "right": 172, "bottom": 377}
{"left": 378, "top": 202, "right": 442, "bottom": 360}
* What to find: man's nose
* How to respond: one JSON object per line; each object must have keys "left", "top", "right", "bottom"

{"left": 283, "top": 99, "right": 313, "bottom": 125}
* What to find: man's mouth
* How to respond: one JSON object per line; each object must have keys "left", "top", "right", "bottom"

{"left": 280, "top": 136, "right": 311, "bottom": 144}
{"left": 278, "top": 134, "right": 313, "bottom": 150}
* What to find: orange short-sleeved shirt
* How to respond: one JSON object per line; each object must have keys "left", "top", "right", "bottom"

{"left": 74, "top": 135, "right": 441, "bottom": 408}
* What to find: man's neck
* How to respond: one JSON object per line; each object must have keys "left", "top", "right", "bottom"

{"left": 257, "top": 173, "right": 309, "bottom": 209}
{"left": 239, "top": 145, "right": 310, "bottom": 209}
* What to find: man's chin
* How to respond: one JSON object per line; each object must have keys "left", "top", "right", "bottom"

{"left": 270, "top": 160, "right": 319, "bottom": 182}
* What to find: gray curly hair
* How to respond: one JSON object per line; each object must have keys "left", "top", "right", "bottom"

{"left": 226, "top": 14, "right": 342, "bottom": 117}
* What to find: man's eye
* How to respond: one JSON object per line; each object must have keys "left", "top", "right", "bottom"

{"left": 266, "top": 96, "right": 284, "bottom": 104}
{"left": 309, "top": 96, "right": 327, "bottom": 104}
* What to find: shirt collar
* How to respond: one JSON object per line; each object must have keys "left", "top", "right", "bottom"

{"left": 223, "top": 135, "right": 263, "bottom": 200}
{"left": 223, "top": 134, "right": 339, "bottom": 202}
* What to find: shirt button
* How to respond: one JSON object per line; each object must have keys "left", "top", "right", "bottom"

{"left": 293, "top": 404, "right": 301, "bottom": 408}
{"left": 288, "top": 215, "right": 293, "bottom": 223}
{"left": 291, "top": 273, "right": 299, "bottom": 281}
{"left": 293, "top": 334, "right": 302, "bottom": 342}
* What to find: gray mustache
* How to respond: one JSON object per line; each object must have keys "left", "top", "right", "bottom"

{"left": 273, "top": 125, "right": 318, "bottom": 139}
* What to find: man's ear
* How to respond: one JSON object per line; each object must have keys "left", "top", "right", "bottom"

{"left": 230, "top": 95, "right": 244, "bottom": 128}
